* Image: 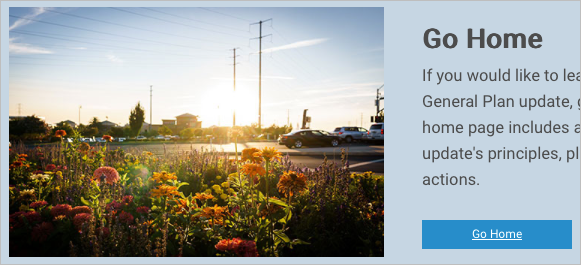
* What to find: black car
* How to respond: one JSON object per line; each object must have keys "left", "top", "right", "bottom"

{"left": 278, "top": 130, "right": 341, "bottom": 148}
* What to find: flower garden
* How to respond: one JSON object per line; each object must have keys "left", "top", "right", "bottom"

{"left": 8, "top": 130, "right": 384, "bottom": 257}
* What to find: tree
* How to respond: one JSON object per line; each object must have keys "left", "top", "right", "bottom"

{"left": 9, "top": 115, "right": 50, "bottom": 141}
{"left": 107, "top": 127, "right": 125, "bottom": 138}
{"left": 180, "top": 128, "right": 195, "bottom": 140}
{"left": 158, "top": 125, "right": 173, "bottom": 136}
{"left": 51, "top": 122, "right": 75, "bottom": 138}
{"left": 129, "top": 102, "right": 145, "bottom": 137}
{"left": 78, "top": 124, "right": 99, "bottom": 137}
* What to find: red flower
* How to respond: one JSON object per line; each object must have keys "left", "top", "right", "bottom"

{"left": 30, "top": 200, "right": 48, "bottom": 209}
{"left": 96, "top": 227, "right": 110, "bottom": 238}
{"left": 93, "top": 166, "right": 120, "bottom": 184}
{"left": 122, "top": 195, "right": 133, "bottom": 205}
{"left": 50, "top": 204, "right": 72, "bottom": 217}
{"left": 73, "top": 213, "right": 92, "bottom": 231}
{"left": 70, "top": 206, "right": 92, "bottom": 217}
{"left": 106, "top": 201, "right": 123, "bottom": 211}
{"left": 21, "top": 211, "right": 42, "bottom": 224}
{"left": 118, "top": 211, "right": 134, "bottom": 224}
{"left": 136, "top": 206, "right": 150, "bottom": 214}
{"left": 215, "top": 238, "right": 259, "bottom": 257}
{"left": 55, "top": 130, "right": 67, "bottom": 138}
{"left": 31, "top": 222, "right": 54, "bottom": 242}
{"left": 45, "top": 164, "right": 56, "bottom": 171}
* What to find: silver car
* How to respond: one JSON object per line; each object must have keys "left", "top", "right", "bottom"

{"left": 332, "top": 126, "right": 368, "bottom": 143}
{"left": 367, "top": 123, "right": 384, "bottom": 142}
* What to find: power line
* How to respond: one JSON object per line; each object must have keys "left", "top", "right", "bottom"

{"left": 198, "top": 7, "right": 253, "bottom": 23}
{"left": 10, "top": 30, "right": 223, "bottom": 59}
{"left": 109, "top": 7, "right": 249, "bottom": 39}
{"left": 140, "top": 7, "right": 249, "bottom": 33}
{"left": 9, "top": 14, "right": 233, "bottom": 47}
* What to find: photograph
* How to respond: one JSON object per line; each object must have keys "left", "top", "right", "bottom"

{"left": 7, "top": 6, "right": 384, "bottom": 257}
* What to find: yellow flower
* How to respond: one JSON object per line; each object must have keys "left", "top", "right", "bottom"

{"left": 219, "top": 194, "right": 228, "bottom": 200}
{"left": 151, "top": 171, "right": 177, "bottom": 183}
{"left": 151, "top": 184, "right": 180, "bottom": 199}
{"left": 212, "top": 184, "right": 221, "bottom": 191}
{"left": 216, "top": 176, "right": 222, "bottom": 180}
{"left": 261, "top": 147, "right": 282, "bottom": 162}
{"left": 221, "top": 182, "right": 229, "bottom": 188}
{"left": 205, "top": 189, "right": 212, "bottom": 194}
{"left": 56, "top": 171, "right": 62, "bottom": 177}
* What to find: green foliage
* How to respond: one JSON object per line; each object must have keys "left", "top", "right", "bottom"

{"left": 9, "top": 115, "right": 50, "bottom": 141}
{"left": 158, "top": 125, "right": 173, "bottom": 136}
{"left": 129, "top": 102, "right": 145, "bottom": 137}
{"left": 180, "top": 128, "right": 195, "bottom": 139}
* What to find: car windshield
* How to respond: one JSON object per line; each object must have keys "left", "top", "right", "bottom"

{"left": 370, "top": 124, "right": 383, "bottom": 130}
{"left": 334, "top": 128, "right": 342, "bottom": 132}
{"left": 312, "top": 131, "right": 324, "bottom": 136}
{"left": 319, "top": 131, "right": 330, "bottom": 136}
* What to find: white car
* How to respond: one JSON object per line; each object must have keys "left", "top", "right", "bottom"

{"left": 332, "top": 126, "right": 368, "bottom": 143}
{"left": 367, "top": 123, "right": 384, "bottom": 142}
{"left": 155, "top": 135, "right": 165, "bottom": 140}
{"left": 136, "top": 136, "right": 147, "bottom": 141}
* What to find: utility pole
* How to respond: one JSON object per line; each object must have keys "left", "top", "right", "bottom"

{"left": 361, "top": 113, "right": 363, "bottom": 127}
{"left": 18, "top": 103, "right": 21, "bottom": 116}
{"left": 287, "top": 109, "right": 289, "bottom": 127}
{"left": 250, "top": 19, "right": 272, "bottom": 130}
{"left": 232, "top": 48, "right": 240, "bottom": 127}
{"left": 149, "top": 85, "right": 152, "bottom": 132}
{"left": 79, "top": 105, "right": 82, "bottom": 125}
{"left": 375, "top": 84, "right": 385, "bottom": 115}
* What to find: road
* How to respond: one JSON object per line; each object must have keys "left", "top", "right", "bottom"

{"left": 113, "top": 141, "right": 384, "bottom": 174}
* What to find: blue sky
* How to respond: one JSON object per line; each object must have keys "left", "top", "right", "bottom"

{"left": 9, "top": 7, "right": 383, "bottom": 131}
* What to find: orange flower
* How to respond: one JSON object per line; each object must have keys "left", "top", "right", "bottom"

{"left": 55, "top": 130, "right": 66, "bottom": 138}
{"left": 93, "top": 166, "right": 120, "bottom": 184}
{"left": 102, "top": 135, "right": 113, "bottom": 142}
{"left": 200, "top": 204, "right": 228, "bottom": 225}
{"left": 193, "top": 193, "right": 214, "bottom": 201}
{"left": 241, "top": 148, "right": 263, "bottom": 163}
{"left": 173, "top": 198, "right": 193, "bottom": 215}
{"left": 277, "top": 171, "right": 307, "bottom": 197}
{"left": 261, "top": 147, "right": 282, "bottom": 162}
{"left": 151, "top": 171, "right": 177, "bottom": 183}
{"left": 151, "top": 184, "right": 180, "bottom": 199}
{"left": 240, "top": 163, "right": 266, "bottom": 177}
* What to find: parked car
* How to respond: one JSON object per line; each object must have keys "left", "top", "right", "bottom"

{"left": 332, "top": 126, "right": 368, "bottom": 143}
{"left": 136, "top": 136, "right": 147, "bottom": 141}
{"left": 155, "top": 135, "right": 166, "bottom": 140}
{"left": 278, "top": 129, "right": 341, "bottom": 148}
{"left": 367, "top": 123, "right": 384, "bottom": 142}
{"left": 117, "top": 137, "right": 126, "bottom": 142}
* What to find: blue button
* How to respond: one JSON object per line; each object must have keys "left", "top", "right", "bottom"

{"left": 422, "top": 220, "right": 572, "bottom": 249}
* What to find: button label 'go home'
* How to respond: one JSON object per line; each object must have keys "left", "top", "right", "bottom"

{"left": 473, "top": 229, "right": 523, "bottom": 240}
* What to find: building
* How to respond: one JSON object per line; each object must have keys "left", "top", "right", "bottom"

{"left": 61, "top": 120, "right": 77, "bottom": 128}
{"left": 98, "top": 120, "right": 118, "bottom": 133}
{"left": 144, "top": 113, "right": 202, "bottom": 135}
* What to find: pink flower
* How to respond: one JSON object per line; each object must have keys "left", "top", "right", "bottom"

{"left": 93, "top": 166, "right": 120, "bottom": 184}
{"left": 122, "top": 195, "right": 133, "bottom": 205}
{"left": 215, "top": 238, "right": 259, "bottom": 257}
{"left": 45, "top": 164, "right": 56, "bottom": 171}
{"left": 105, "top": 201, "right": 123, "bottom": 211}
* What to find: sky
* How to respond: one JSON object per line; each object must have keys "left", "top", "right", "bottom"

{"left": 8, "top": 7, "right": 384, "bottom": 132}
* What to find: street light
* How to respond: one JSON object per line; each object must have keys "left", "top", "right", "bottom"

{"left": 79, "top": 105, "right": 82, "bottom": 125}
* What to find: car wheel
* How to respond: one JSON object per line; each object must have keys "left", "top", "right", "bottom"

{"left": 345, "top": 136, "right": 353, "bottom": 143}
{"left": 294, "top": 140, "right": 303, "bottom": 148}
{"left": 331, "top": 139, "right": 339, "bottom": 147}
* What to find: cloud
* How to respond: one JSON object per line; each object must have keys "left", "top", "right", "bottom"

{"left": 69, "top": 47, "right": 87, "bottom": 50}
{"left": 9, "top": 7, "right": 51, "bottom": 31}
{"left": 262, "top": 38, "right": 328, "bottom": 54}
{"left": 106, "top": 55, "right": 124, "bottom": 64}
{"left": 9, "top": 38, "right": 53, "bottom": 54}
